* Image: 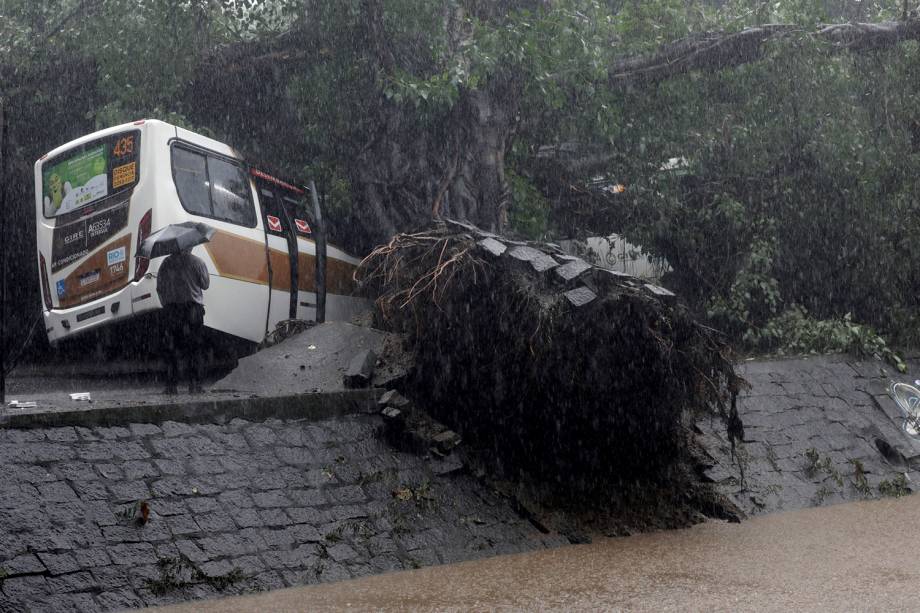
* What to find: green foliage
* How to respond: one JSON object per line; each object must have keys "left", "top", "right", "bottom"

{"left": 849, "top": 458, "right": 873, "bottom": 498}
{"left": 803, "top": 448, "right": 843, "bottom": 487}
{"left": 746, "top": 308, "right": 906, "bottom": 372}
{"left": 878, "top": 473, "right": 911, "bottom": 498}
{"left": 146, "top": 555, "right": 243, "bottom": 596}
{"left": 609, "top": 31, "right": 920, "bottom": 361}
{"left": 507, "top": 170, "right": 550, "bottom": 240}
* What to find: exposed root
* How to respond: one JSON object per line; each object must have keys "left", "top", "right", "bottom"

{"left": 358, "top": 220, "right": 744, "bottom": 504}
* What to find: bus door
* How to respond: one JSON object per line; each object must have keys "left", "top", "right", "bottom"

{"left": 281, "top": 194, "right": 319, "bottom": 322}
{"left": 255, "top": 180, "right": 298, "bottom": 327}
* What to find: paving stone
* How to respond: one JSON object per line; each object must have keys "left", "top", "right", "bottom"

{"left": 175, "top": 540, "right": 211, "bottom": 564}
{"left": 0, "top": 483, "right": 40, "bottom": 509}
{"left": 161, "top": 421, "right": 196, "bottom": 437}
{"left": 253, "top": 490, "right": 291, "bottom": 508}
{"left": 45, "top": 427, "right": 79, "bottom": 442}
{"left": 108, "top": 480, "right": 152, "bottom": 502}
{"left": 289, "top": 524, "right": 323, "bottom": 542}
{"left": 153, "top": 458, "right": 184, "bottom": 475}
{"left": 55, "top": 462, "right": 98, "bottom": 482}
{"left": 37, "top": 551, "right": 81, "bottom": 575}
{"left": 129, "top": 423, "right": 163, "bottom": 438}
{"left": 20, "top": 443, "right": 76, "bottom": 463}
{"left": 278, "top": 428, "right": 312, "bottom": 447}
{"left": 71, "top": 479, "right": 110, "bottom": 500}
{"left": 96, "top": 589, "right": 144, "bottom": 611}
{"left": 103, "top": 523, "right": 171, "bottom": 543}
{"left": 122, "top": 461, "right": 159, "bottom": 480}
{"left": 250, "top": 570, "right": 286, "bottom": 592}
{"left": 0, "top": 575, "right": 47, "bottom": 600}
{"left": 94, "top": 426, "right": 131, "bottom": 440}
{"left": 46, "top": 571, "right": 96, "bottom": 593}
{"left": 477, "top": 237, "right": 507, "bottom": 257}
{"left": 30, "top": 592, "right": 98, "bottom": 612}
{"left": 327, "top": 485, "right": 367, "bottom": 504}
{"left": 167, "top": 515, "right": 201, "bottom": 536}
{"left": 187, "top": 456, "right": 227, "bottom": 475}
{"left": 195, "top": 511, "right": 236, "bottom": 532}
{"left": 2, "top": 553, "right": 46, "bottom": 575}
{"left": 74, "top": 427, "right": 99, "bottom": 441}
{"left": 73, "top": 548, "right": 112, "bottom": 570}
{"left": 258, "top": 509, "right": 292, "bottom": 527}
{"left": 288, "top": 488, "right": 327, "bottom": 507}
{"left": 95, "top": 464, "right": 124, "bottom": 480}
{"left": 230, "top": 555, "right": 266, "bottom": 575}
{"left": 90, "top": 565, "right": 131, "bottom": 591}
{"left": 218, "top": 490, "right": 255, "bottom": 509}
{"left": 10, "top": 465, "right": 58, "bottom": 485}
{"left": 316, "top": 561, "right": 351, "bottom": 583}
{"left": 244, "top": 425, "right": 278, "bottom": 447}
{"left": 108, "top": 543, "right": 157, "bottom": 566}
{"left": 326, "top": 543, "right": 359, "bottom": 563}
{"left": 258, "top": 527, "right": 297, "bottom": 549}
{"left": 276, "top": 447, "right": 317, "bottom": 467}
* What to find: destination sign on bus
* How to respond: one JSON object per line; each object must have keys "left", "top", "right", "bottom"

{"left": 41, "top": 130, "right": 141, "bottom": 219}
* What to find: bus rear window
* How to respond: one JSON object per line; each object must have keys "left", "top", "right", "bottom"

{"left": 41, "top": 130, "right": 141, "bottom": 218}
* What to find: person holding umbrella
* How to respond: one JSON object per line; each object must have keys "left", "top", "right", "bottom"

{"left": 141, "top": 222, "right": 214, "bottom": 394}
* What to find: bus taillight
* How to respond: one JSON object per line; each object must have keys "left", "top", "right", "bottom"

{"left": 134, "top": 209, "right": 152, "bottom": 281}
{"left": 39, "top": 253, "right": 52, "bottom": 310}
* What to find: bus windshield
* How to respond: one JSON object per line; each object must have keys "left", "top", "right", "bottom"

{"left": 41, "top": 130, "right": 141, "bottom": 218}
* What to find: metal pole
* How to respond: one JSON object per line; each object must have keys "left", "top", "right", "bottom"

{"left": 309, "top": 180, "right": 326, "bottom": 324}
{"left": 0, "top": 98, "right": 7, "bottom": 404}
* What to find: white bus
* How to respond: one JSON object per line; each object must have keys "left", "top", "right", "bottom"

{"left": 34, "top": 119, "right": 368, "bottom": 346}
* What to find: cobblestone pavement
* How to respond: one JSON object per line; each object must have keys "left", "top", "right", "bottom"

{"left": 698, "top": 355, "right": 920, "bottom": 516}
{"left": 0, "top": 415, "right": 564, "bottom": 612}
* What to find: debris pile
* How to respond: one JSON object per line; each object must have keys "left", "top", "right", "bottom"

{"left": 379, "top": 389, "right": 462, "bottom": 458}
{"left": 358, "top": 220, "right": 744, "bottom": 499}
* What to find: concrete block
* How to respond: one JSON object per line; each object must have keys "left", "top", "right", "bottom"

{"left": 344, "top": 350, "right": 377, "bottom": 389}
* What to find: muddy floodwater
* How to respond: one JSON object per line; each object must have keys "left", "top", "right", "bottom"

{"left": 161, "top": 495, "right": 920, "bottom": 611}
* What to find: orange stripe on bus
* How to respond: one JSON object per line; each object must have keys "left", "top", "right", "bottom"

{"left": 204, "top": 231, "right": 356, "bottom": 295}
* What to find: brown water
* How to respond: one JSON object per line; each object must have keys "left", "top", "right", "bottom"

{"left": 161, "top": 495, "right": 920, "bottom": 611}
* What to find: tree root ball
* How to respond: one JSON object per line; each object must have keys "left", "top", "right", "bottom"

{"left": 358, "top": 220, "right": 745, "bottom": 499}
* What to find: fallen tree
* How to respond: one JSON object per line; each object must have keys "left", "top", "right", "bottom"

{"left": 358, "top": 220, "right": 745, "bottom": 511}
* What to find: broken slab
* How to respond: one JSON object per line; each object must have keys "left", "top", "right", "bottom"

{"left": 564, "top": 286, "right": 597, "bottom": 308}
{"left": 643, "top": 283, "right": 676, "bottom": 300}
{"left": 213, "top": 322, "right": 388, "bottom": 395}
{"left": 344, "top": 349, "right": 377, "bottom": 388}
{"left": 508, "top": 245, "right": 558, "bottom": 272}
{"left": 432, "top": 429, "right": 462, "bottom": 453}
{"left": 379, "top": 389, "right": 412, "bottom": 409}
{"left": 555, "top": 258, "right": 592, "bottom": 283}
{"left": 478, "top": 237, "right": 507, "bottom": 257}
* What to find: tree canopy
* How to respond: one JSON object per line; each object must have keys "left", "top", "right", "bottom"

{"left": 3, "top": 0, "right": 920, "bottom": 358}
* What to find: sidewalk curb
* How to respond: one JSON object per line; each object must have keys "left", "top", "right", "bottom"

{"left": 0, "top": 389, "right": 382, "bottom": 429}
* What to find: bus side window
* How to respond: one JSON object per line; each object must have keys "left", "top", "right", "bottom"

{"left": 209, "top": 157, "right": 255, "bottom": 227}
{"left": 172, "top": 147, "right": 210, "bottom": 217}
{"left": 283, "top": 196, "right": 313, "bottom": 234}
{"left": 260, "top": 188, "right": 286, "bottom": 228}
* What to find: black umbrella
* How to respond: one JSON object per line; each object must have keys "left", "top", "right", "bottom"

{"left": 139, "top": 221, "right": 216, "bottom": 259}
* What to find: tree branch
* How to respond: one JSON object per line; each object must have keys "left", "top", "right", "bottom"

{"left": 608, "top": 19, "right": 920, "bottom": 88}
